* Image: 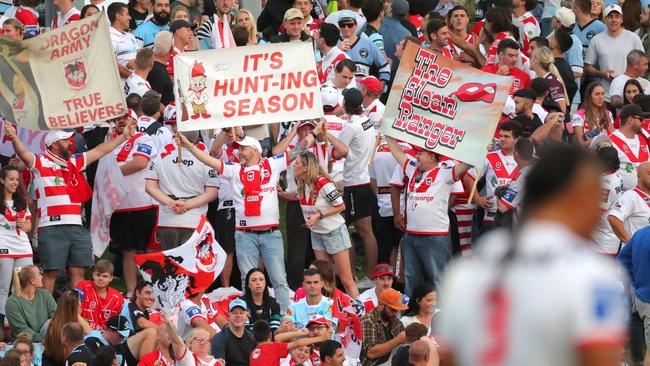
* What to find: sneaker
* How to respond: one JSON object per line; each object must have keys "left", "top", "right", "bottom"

{"left": 356, "top": 277, "right": 374, "bottom": 290}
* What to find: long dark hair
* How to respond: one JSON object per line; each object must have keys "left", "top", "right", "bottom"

{"left": 624, "top": 78, "right": 644, "bottom": 105}
{"left": 242, "top": 268, "right": 272, "bottom": 302}
{"left": 0, "top": 165, "right": 27, "bottom": 213}
{"left": 404, "top": 282, "right": 435, "bottom": 317}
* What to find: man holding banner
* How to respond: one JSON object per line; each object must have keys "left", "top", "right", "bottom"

{"left": 4, "top": 120, "right": 135, "bottom": 293}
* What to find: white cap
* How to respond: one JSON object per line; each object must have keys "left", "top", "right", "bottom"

{"left": 502, "top": 95, "right": 516, "bottom": 118}
{"left": 554, "top": 7, "right": 575, "bottom": 28}
{"left": 233, "top": 136, "right": 262, "bottom": 153}
{"left": 45, "top": 130, "right": 74, "bottom": 147}
{"left": 604, "top": 4, "right": 622, "bottom": 16}
{"left": 320, "top": 85, "right": 339, "bottom": 108}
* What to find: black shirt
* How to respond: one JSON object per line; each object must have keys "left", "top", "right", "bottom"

{"left": 243, "top": 296, "right": 281, "bottom": 332}
{"left": 128, "top": 6, "right": 149, "bottom": 31}
{"left": 390, "top": 345, "right": 412, "bottom": 366}
{"left": 554, "top": 57, "right": 578, "bottom": 103}
{"left": 127, "top": 301, "right": 150, "bottom": 333}
{"left": 211, "top": 327, "right": 256, "bottom": 366}
{"left": 66, "top": 344, "right": 95, "bottom": 366}
{"left": 148, "top": 61, "right": 174, "bottom": 106}
{"left": 513, "top": 113, "right": 543, "bottom": 138}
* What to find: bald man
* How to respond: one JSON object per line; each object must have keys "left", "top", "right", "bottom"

{"left": 608, "top": 162, "right": 650, "bottom": 243}
{"left": 408, "top": 340, "right": 430, "bottom": 366}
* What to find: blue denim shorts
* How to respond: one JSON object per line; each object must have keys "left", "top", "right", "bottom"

{"left": 310, "top": 224, "right": 352, "bottom": 255}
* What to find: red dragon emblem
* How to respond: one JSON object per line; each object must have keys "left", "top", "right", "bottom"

{"left": 64, "top": 58, "right": 87, "bottom": 90}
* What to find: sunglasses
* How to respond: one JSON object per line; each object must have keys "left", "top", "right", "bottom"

{"left": 192, "top": 338, "right": 210, "bottom": 344}
{"left": 375, "top": 265, "right": 394, "bottom": 273}
{"left": 338, "top": 22, "right": 356, "bottom": 28}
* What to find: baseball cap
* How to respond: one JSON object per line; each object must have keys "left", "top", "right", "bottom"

{"left": 169, "top": 19, "right": 192, "bottom": 32}
{"left": 306, "top": 315, "right": 331, "bottom": 328}
{"left": 298, "top": 119, "right": 317, "bottom": 128}
{"left": 554, "top": 7, "right": 575, "bottom": 28}
{"left": 44, "top": 130, "right": 74, "bottom": 147}
{"left": 372, "top": 264, "right": 395, "bottom": 279}
{"left": 284, "top": 8, "right": 304, "bottom": 21}
{"left": 359, "top": 76, "right": 382, "bottom": 94}
{"left": 164, "top": 103, "right": 177, "bottom": 125}
{"left": 321, "top": 85, "right": 340, "bottom": 109}
{"left": 342, "top": 88, "right": 363, "bottom": 108}
{"left": 229, "top": 298, "right": 248, "bottom": 312}
{"left": 513, "top": 88, "right": 536, "bottom": 101}
{"left": 604, "top": 4, "right": 622, "bottom": 16}
{"left": 620, "top": 104, "right": 648, "bottom": 120}
{"left": 338, "top": 10, "right": 357, "bottom": 23}
{"left": 378, "top": 288, "right": 409, "bottom": 311}
{"left": 106, "top": 315, "right": 131, "bottom": 338}
{"left": 233, "top": 136, "right": 262, "bottom": 153}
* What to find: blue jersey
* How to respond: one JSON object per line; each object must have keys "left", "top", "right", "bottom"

{"left": 565, "top": 34, "right": 584, "bottom": 71}
{"left": 574, "top": 19, "right": 606, "bottom": 58}
{"left": 134, "top": 20, "right": 169, "bottom": 47}
{"left": 364, "top": 25, "right": 384, "bottom": 52}
{"left": 285, "top": 297, "right": 336, "bottom": 328}
{"left": 346, "top": 36, "right": 391, "bottom": 82}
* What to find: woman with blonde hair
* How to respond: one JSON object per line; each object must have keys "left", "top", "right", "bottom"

{"left": 187, "top": 328, "right": 218, "bottom": 366}
{"left": 42, "top": 290, "right": 91, "bottom": 366}
{"left": 292, "top": 151, "right": 359, "bottom": 298}
{"left": 530, "top": 46, "right": 568, "bottom": 115}
{"left": 236, "top": 9, "right": 258, "bottom": 44}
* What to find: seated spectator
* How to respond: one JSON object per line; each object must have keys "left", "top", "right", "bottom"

{"left": 94, "top": 347, "right": 118, "bottom": 366}
{"left": 400, "top": 282, "right": 438, "bottom": 335}
{"left": 187, "top": 328, "right": 218, "bottom": 366}
{"left": 293, "top": 260, "right": 337, "bottom": 301}
{"left": 0, "top": 350, "right": 21, "bottom": 366}
{"left": 572, "top": 82, "right": 613, "bottom": 146}
{"left": 319, "top": 340, "right": 345, "bottom": 366}
{"left": 241, "top": 268, "right": 282, "bottom": 333}
{"left": 390, "top": 323, "right": 429, "bottom": 366}
{"left": 407, "top": 340, "right": 430, "bottom": 366}
{"left": 610, "top": 50, "right": 650, "bottom": 108}
{"left": 76, "top": 259, "right": 124, "bottom": 331}
{"left": 121, "top": 281, "right": 159, "bottom": 333}
{"left": 63, "top": 323, "right": 94, "bottom": 366}
{"left": 177, "top": 291, "right": 227, "bottom": 341}
{"left": 11, "top": 333, "right": 35, "bottom": 366}
{"left": 250, "top": 320, "right": 331, "bottom": 366}
{"left": 42, "top": 290, "right": 92, "bottom": 366}
{"left": 84, "top": 315, "right": 157, "bottom": 366}
{"left": 138, "top": 321, "right": 191, "bottom": 366}
{"left": 210, "top": 299, "right": 256, "bottom": 366}
{"left": 360, "top": 289, "right": 407, "bottom": 366}
{"left": 281, "top": 344, "right": 313, "bottom": 366}
{"left": 286, "top": 268, "right": 334, "bottom": 328}
{"left": 5, "top": 266, "right": 56, "bottom": 342}
{"left": 358, "top": 264, "right": 395, "bottom": 313}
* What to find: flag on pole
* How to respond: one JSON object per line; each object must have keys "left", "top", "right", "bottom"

{"left": 332, "top": 289, "right": 364, "bottom": 361}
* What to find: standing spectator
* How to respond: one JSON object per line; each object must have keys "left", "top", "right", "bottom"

{"left": 172, "top": 0, "right": 202, "bottom": 26}
{"left": 4, "top": 118, "right": 133, "bottom": 293}
{"left": 316, "top": 23, "right": 351, "bottom": 86}
{"left": 271, "top": 8, "right": 309, "bottom": 42}
{"left": 400, "top": 282, "right": 437, "bottom": 335}
{"left": 358, "top": 264, "right": 394, "bottom": 313}
{"left": 42, "top": 291, "right": 92, "bottom": 366}
{"left": 572, "top": 82, "right": 613, "bottom": 146}
{"left": 128, "top": 0, "right": 150, "bottom": 30}
{"left": 584, "top": 4, "right": 644, "bottom": 103}
{"left": 210, "top": 299, "right": 256, "bottom": 366}
{"left": 196, "top": 0, "right": 235, "bottom": 50}
{"left": 496, "top": 137, "right": 537, "bottom": 229}
{"left": 124, "top": 48, "right": 153, "bottom": 97}
{"left": 148, "top": 31, "right": 175, "bottom": 106}
{"left": 512, "top": 0, "right": 540, "bottom": 55}
{"left": 378, "top": 0, "right": 410, "bottom": 68}
{"left": 362, "top": 0, "right": 385, "bottom": 53}
{"left": 510, "top": 88, "right": 543, "bottom": 138}
{"left": 76, "top": 260, "right": 124, "bottom": 331}
{"left": 166, "top": 19, "right": 195, "bottom": 78}
{"left": 608, "top": 162, "right": 650, "bottom": 243}
{"left": 1, "top": 19, "right": 23, "bottom": 40}
{"left": 320, "top": 340, "right": 345, "bottom": 366}
{"left": 618, "top": 226, "right": 650, "bottom": 366}
{"left": 236, "top": 9, "right": 258, "bottom": 44}
{"left": 241, "top": 268, "right": 282, "bottom": 332}
{"left": 530, "top": 46, "right": 568, "bottom": 114}
{"left": 51, "top": 0, "right": 80, "bottom": 29}
{"left": 552, "top": 8, "right": 584, "bottom": 94}
{"left": 360, "top": 288, "right": 407, "bottom": 366}
{"left": 481, "top": 8, "right": 514, "bottom": 67}
{"left": 548, "top": 29, "right": 579, "bottom": 103}
{"left": 109, "top": 3, "right": 139, "bottom": 83}
{"left": 134, "top": 0, "right": 170, "bottom": 47}
{"left": 609, "top": 50, "right": 650, "bottom": 108}
{"left": 324, "top": 0, "right": 366, "bottom": 32}
{"left": 426, "top": 18, "right": 453, "bottom": 58}
{"left": 256, "top": 0, "right": 292, "bottom": 35}
{"left": 8, "top": 0, "right": 40, "bottom": 38}
{"left": 4, "top": 266, "right": 56, "bottom": 342}
{"left": 446, "top": 5, "right": 479, "bottom": 66}
{"left": 590, "top": 146, "right": 623, "bottom": 255}
{"left": 292, "top": 0, "right": 319, "bottom": 38}
{"left": 481, "top": 39, "right": 531, "bottom": 95}
{"left": 137, "top": 91, "right": 173, "bottom": 150}
{"left": 63, "top": 323, "right": 94, "bottom": 366}
{"left": 0, "top": 165, "right": 32, "bottom": 323}
{"left": 607, "top": 104, "right": 649, "bottom": 190}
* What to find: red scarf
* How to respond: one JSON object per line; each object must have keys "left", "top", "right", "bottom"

{"left": 4, "top": 207, "right": 26, "bottom": 235}
{"left": 45, "top": 150, "right": 92, "bottom": 203}
{"left": 239, "top": 159, "right": 272, "bottom": 217}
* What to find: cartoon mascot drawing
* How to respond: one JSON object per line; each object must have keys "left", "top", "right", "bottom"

{"left": 187, "top": 61, "right": 211, "bottom": 119}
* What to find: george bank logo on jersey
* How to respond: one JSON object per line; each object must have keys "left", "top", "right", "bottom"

{"left": 64, "top": 57, "right": 87, "bottom": 90}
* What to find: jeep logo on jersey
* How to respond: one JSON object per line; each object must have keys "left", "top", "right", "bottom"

{"left": 172, "top": 157, "right": 194, "bottom": 167}
{"left": 360, "top": 48, "right": 369, "bottom": 58}
{"left": 63, "top": 57, "right": 87, "bottom": 90}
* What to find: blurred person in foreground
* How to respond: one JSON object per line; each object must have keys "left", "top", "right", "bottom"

{"left": 437, "top": 144, "right": 628, "bottom": 366}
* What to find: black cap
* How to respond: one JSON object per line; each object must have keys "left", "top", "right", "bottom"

{"left": 620, "top": 104, "right": 648, "bottom": 121}
{"left": 106, "top": 315, "right": 131, "bottom": 338}
{"left": 343, "top": 88, "right": 363, "bottom": 108}
{"left": 513, "top": 88, "right": 536, "bottom": 100}
{"left": 170, "top": 19, "right": 193, "bottom": 32}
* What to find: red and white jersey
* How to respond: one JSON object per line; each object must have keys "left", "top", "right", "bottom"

{"left": 0, "top": 204, "right": 32, "bottom": 258}
{"left": 571, "top": 108, "right": 613, "bottom": 133}
{"left": 114, "top": 132, "right": 157, "bottom": 211}
{"left": 304, "top": 17, "right": 322, "bottom": 39}
{"left": 146, "top": 142, "right": 218, "bottom": 228}
{"left": 218, "top": 154, "right": 289, "bottom": 230}
{"left": 286, "top": 141, "right": 329, "bottom": 197}
{"left": 77, "top": 280, "right": 124, "bottom": 330}
{"left": 324, "top": 114, "right": 346, "bottom": 183}
{"left": 369, "top": 141, "right": 414, "bottom": 217}
{"left": 2, "top": 6, "right": 40, "bottom": 38}
{"left": 479, "top": 150, "right": 518, "bottom": 221}
{"left": 364, "top": 99, "right": 385, "bottom": 130}
{"left": 318, "top": 47, "right": 350, "bottom": 85}
{"left": 447, "top": 33, "right": 477, "bottom": 63}
{"left": 608, "top": 187, "right": 650, "bottom": 240}
{"left": 299, "top": 176, "right": 345, "bottom": 234}
{"left": 485, "top": 32, "right": 510, "bottom": 66}
{"left": 51, "top": 7, "right": 80, "bottom": 29}
{"left": 124, "top": 73, "right": 151, "bottom": 97}
{"left": 609, "top": 130, "right": 650, "bottom": 191}
{"left": 30, "top": 152, "right": 86, "bottom": 227}
{"left": 592, "top": 173, "right": 623, "bottom": 255}
{"left": 137, "top": 115, "right": 174, "bottom": 151}
{"left": 513, "top": 11, "right": 540, "bottom": 55}
{"left": 357, "top": 287, "right": 378, "bottom": 313}
{"left": 437, "top": 221, "right": 627, "bottom": 366}
{"left": 177, "top": 297, "right": 221, "bottom": 341}
{"left": 403, "top": 158, "right": 460, "bottom": 234}
{"left": 215, "top": 143, "right": 239, "bottom": 210}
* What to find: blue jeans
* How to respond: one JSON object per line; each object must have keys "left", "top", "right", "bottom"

{"left": 235, "top": 230, "right": 291, "bottom": 311}
{"left": 403, "top": 233, "right": 452, "bottom": 296}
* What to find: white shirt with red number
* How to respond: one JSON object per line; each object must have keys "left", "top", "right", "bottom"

{"left": 114, "top": 133, "right": 157, "bottom": 211}
{"left": 177, "top": 297, "right": 220, "bottom": 341}
{"left": 358, "top": 287, "right": 378, "bottom": 313}
{"left": 124, "top": 73, "right": 151, "bottom": 97}
{"left": 318, "top": 47, "right": 351, "bottom": 85}
{"left": 324, "top": 114, "right": 346, "bottom": 183}
{"left": 0, "top": 202, "right": 32, "bottom": 258}
{"left": 137, "top": 115, "right": 174, "bottom": 151}
{"left": 609, "top": 130, "right": 650, "bottom": 191}
{"left": 145, "top": 142, "right": 218, "bottom": 228}
{"left": 30, "top": 152, "right": 86, "bottom": 227}
{"left": 51, "top": 7, "right": 80, "bottom": 29}
{"left": 480, "top": 150, "right": 519, "bottom": 222}
{"left": 218, "top": 154, "right": 289, "bottom": 230}
{"left": 592, "top": 173, "right": 623, "bottom": 254}
{"left": 403, "top": 158, "right": 459, "bottom": 235}
{"left": 216, "top": 143, "right": 239, "bottom": 211}
{"left": 364, "top": 99, "right": 385, "bottom": 131}
{"left": 369, "top": 141, "right": 414, "bottom": 217}
{"left": 299, "top": 176, "right": 345, "bottom": 234}
{"left": 338, "top": 114, "right": 376, "bottom": 187}
{"left": 437, "top": 221, "right": 627, "bottom": 366}
{"left": 608, "top": 187, "right": 650, "bottom": 240}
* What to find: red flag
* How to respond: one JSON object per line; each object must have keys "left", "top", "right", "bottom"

{"left": 332, "top": 289, "right": 364, "bottom": 360}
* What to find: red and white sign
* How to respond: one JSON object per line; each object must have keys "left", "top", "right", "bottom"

{"left": 174, "top": 42, "right": 323, "bottom": 131}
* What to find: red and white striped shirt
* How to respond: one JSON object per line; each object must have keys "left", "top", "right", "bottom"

{"left": 30, "top": 151, "right": 86, "bottom": 227}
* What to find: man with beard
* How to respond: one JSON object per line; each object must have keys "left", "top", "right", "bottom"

{"left": 196, "top": 0, "right": 235, "bottom": 49}
{"left": 4, "top": 118, "right": 135, "bottom": 293}
{"left": 134, "top": 0, "right": 170, "bottom": 47}
{"left": 360, "top": 288, "right": 407, "bottom": 366}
